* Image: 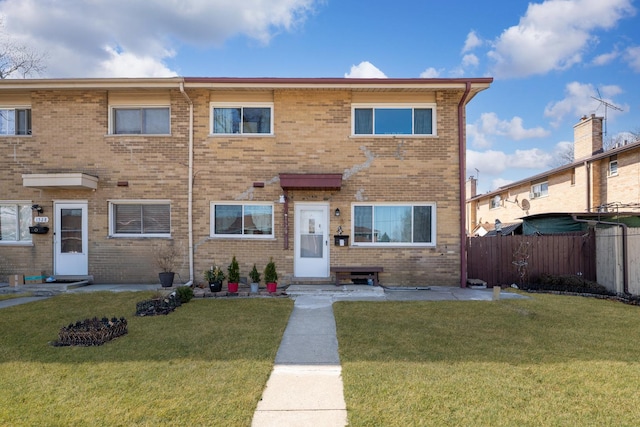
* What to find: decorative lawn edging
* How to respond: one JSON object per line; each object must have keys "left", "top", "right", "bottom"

{"left": 51, "top": 317, "right": 128, "bottom": 347}
{"left": 135, "top": 292, "right": 181, "bottom": 316}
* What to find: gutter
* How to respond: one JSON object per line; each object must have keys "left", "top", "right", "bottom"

{"left": 571, "top": 214, "right": 628, "bottom": 295}
{"left": 458, "top": 81, "right": 472, "bottom": 287}
{"left": 179, "top": 81, "right": 195, "bottom": 285}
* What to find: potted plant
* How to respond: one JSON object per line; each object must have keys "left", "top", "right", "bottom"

{"left": 155, "top": 243, "right": 180, "bottom": 287}
{"left": 204, "top": 265, "right": 225, "bottom": 292}
{"left": 264, "top": 257, "right": 278, "bottom": 293}
{"left": 249, "top": 264, "right": 261, "bottom": 293}
{"left": 227, "top": 256, "right": 240, "bottom": 293}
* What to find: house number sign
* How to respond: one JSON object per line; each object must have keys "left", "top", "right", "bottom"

{"left": 34, "top": 216, "right": 49, "bottom": 223}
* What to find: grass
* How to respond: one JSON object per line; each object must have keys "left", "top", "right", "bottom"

{"left": 334, "top": 293, "right": 640, "bottom": 426}
{"left": 0, "top": 292, "right": 33, "bottom": 301}
{"left": 0, "top": 292, "right": 293, "bottom": 426}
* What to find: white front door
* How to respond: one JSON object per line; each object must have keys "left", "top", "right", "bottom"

{"left": 294, "top": 203, "right": 329, "bottom": 278}
{"left": 54, "top": 202, "right": 88, "bottom": 275}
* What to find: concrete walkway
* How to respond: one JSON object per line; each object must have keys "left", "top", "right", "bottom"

{"left": 252, "top": 295, "right": 347, "bottom": 426}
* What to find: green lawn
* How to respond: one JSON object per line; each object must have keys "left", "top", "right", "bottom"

{"left": 335, "top": 293, "right": 640, "bottom": 427}
{"left": 0, "top": 292, "right": 293, "bottom": 426}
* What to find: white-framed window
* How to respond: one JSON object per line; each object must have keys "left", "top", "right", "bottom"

{"left": 0, "top": 108, "right": 31, "bottom": 135}
{"left": 530, "top": 181, "right": 548, "bottom": 199}
{"left": 210, "top": 103, "right": 273, "bottom": 135}
{"left": 211, "top": 202, "right": 274, "bottom": 238}
{"left": 110, "top": 107, "right": 170, "bottom": 135}
{"left": 490, "top": 195, "right": 502, "bottom": 210}
{"left": 352, "top": 104, "right": 436, "bottom": 136}
{"left": 609, "top": 160, "right": 618, "bottom": 176}
{"left": 108, "top": 201, "right": 171, "bottom": 237}
{"left": 352, "top": 203, "right": 436, "bottom": 246}
{"left": 0, "top": 202, "right": 32, "bottom": 243}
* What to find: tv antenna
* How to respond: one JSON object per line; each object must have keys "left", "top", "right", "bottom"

{"left": 591, "top": 89, "right": 623, "bottom": 136}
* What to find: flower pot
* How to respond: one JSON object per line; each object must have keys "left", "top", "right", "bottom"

{"left": 250, "top": 282, "right": 259, "bottom": 293}
{"left": 266, "top": 282, "right": 277, "bottom": 293}
{"left": 228, "top": 282, "right": 239, "bottom": 293}
{"left": 159, "top": 272, "right": 175, "bottom": 288}
{"left": 209, "top": 281, "right": 222, "bottom": 292}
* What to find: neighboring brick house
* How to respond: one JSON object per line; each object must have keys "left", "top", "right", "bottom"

{"left": 1, "top": 77, "right": 491, "bottom": 286}
{"left": 467, "top": 114, "right": 640, "bottom": 235}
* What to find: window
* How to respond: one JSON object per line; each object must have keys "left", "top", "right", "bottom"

{"left": 609, "top": 160, "right": 618, "bottom": 176}
{"left": 112, "top": 107, "right": 170, "bottom": 134}
{"left": 0, "top": 203, "right": 32, "bottom": 243}
{"left": 352, "top": 104, "right": 435, "bottom": 135}
{"left": 0, "top": 108, "right": 31, "bottom": 135}
{"left": 211, "top": 103, "right": 273, "bottom": 135}
{"left": 530, "top": 181, "right": 548, "bottom": 199}
{"left": 211, "top": 203, "right": 273, "bottom": 238}
{"left": 490, "top": 195, "right": 502, "bottom": 209}
{"left": 352, "top": 203, "right": 435, "bottom": 246}
{"left": 109, "top": 201, "right": 170, "bottom": 236}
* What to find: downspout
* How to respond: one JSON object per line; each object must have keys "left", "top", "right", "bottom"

{"left": 458, "top": 81, "right": 471, "bottom": 287}
{"left": 584, "top": 160, "right": 591, "bottom": 211}
{"left": 180, "top": 81, "right": 195, "bottom": 285}
{"left": 571, "top": 215, "right": 628, "bottom": 295}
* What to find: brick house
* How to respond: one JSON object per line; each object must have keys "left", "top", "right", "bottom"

{"left": 467, "top": 114, "right": 640, "bottom": 235}
{"left": 1, "top": 77, "right": 491, "bottom": 287}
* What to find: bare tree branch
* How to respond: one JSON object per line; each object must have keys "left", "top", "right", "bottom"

{"left": 0, "top": 23, "right": 47, "bottom": 79}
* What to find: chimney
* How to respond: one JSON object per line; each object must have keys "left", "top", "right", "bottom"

{"left": 573, "top": 114, "right": 603, "bottom": 160}
{"left": 466, "top": 176, "right": 477, "bottom": 199}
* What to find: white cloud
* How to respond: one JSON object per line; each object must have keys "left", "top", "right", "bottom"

{"left": 462, "top": 54, "right": 479, "bottom": 68}
{"left": 592, "top": 49, "right": 620, "bottom": 66}
{"left": 344, "top": 61, "right": 387, "bottom": 78}
{"left": 488, "top": 0, "right": 635, "bottom": 78}
{"left": 544, "top": 81, "right": 627, "bottom": 127}
{"left": 419, "top": 67, "right": 442, "bottom": 78}
{"left": 467, "top": 147, "right": 555, "bottom": 192}
{"left": 462, "top": 30, "right": 483, "bottom": 53}
{"left": 624, "top": 46, "right": 640, "bottom": 72}
{"left": 0, "top": 0, "right": 320, "bottom": 77}
{"left": 468, "top": 112, "right": 549, "bottom": 148}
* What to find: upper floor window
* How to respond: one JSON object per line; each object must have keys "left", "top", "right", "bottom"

{"left": 211, "top": 103, "right": 273, "bottom": 135}
{"left": 0, "top": 108, "right": 31, "bottom": 135}
{"left": 109, "top": 201, "right": 171, "bottom": 237}
{"left": 490, "top": 195, "right": 502, "bottom": 209}
{"left": 609, "top": 160, "right": 618, "bottom": 176}
{"left": 530, "top": 181, "right": 548, "bottom": 199}
{"left": 352, "top": 104, "right": 435, "bottom": 136}
{"left": 211, "top": 203, "right": 274, "bottom": 238}
{"left": 111, "top": 107, "right": 170, "bottom": 135}
{"left": 0, "top": 203, "right": 32, "bottom": 243}
{"left": 352, "top": 203, "right": 436, "bottom": 246}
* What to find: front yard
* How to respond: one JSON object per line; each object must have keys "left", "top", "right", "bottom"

{"left": 0, "top": 292, "right": 293, "bottom": 426}
{"left": 334, "top": 293, "right": 640, "bottom": 426}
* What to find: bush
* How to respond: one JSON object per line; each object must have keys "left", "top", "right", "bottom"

{"left": 176, "top": 286, "right": 194, "bottom": 303}
{"left": 525, "top": 274, "right": 614, "bottom": 296}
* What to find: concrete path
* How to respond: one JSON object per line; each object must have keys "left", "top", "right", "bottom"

{"left": 252, "top": 295, "right": 347, "bottom": 427}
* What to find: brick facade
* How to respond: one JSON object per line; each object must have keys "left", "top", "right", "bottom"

{"left": 1, "top": 77, "right": 491, "bottom": 286}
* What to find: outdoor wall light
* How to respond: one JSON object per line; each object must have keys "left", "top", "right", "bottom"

{"left": 334, "top": 208, "right": 340, "bottom": 217}
{"left": 31, "top": 204, "right": 43, "bottom": 214}
{"left": 279, "top": 195, "right": 286, "bottom": 203}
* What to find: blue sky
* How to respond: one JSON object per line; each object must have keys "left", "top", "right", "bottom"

{"left": 1, "top": 0, "right": 638, "bottom": 193}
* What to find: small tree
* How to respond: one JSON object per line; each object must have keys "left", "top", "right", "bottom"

{"left": 249, "top": 264, "right": 261, "bottom": 284}
{"left": 264, "top": 258, "right": 278, "bottom": 284}
{"left": 227, "top": 256, "right": 240, "bottom": 283}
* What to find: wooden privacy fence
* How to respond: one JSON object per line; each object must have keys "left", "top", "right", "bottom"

{"left": 466, "top": 231, "right": 596, "bottom": 287}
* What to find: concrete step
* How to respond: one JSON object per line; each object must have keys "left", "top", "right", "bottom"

{"left": 286, "top": 284, "right": 385, "bottom": 298}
